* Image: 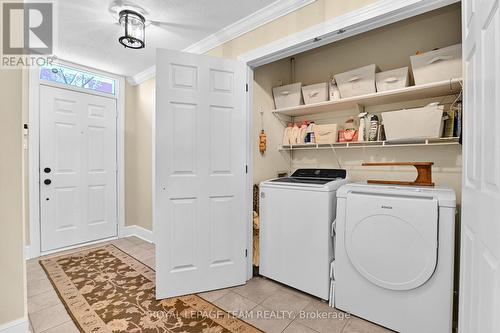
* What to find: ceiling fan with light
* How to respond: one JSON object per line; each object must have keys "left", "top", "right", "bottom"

{"left": 109, "top": 1, "right": 148, "bottom": 49}
{"left": 109, "top": 0, "right": 206, "bottom": 50}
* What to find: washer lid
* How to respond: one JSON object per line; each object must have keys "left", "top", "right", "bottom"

{"left": 261, "top": 169, "right": 348, "bottom": 192}
{"left": 345, "top": 192, "right": 438, "bottom": 291}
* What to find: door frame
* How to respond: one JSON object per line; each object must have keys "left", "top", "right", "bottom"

{"left": 27, "top": 59, "right": 125, "bottom": 259}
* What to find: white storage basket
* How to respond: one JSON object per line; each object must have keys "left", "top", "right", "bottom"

{"left": 313, "top": 124, "right": 338, "bottom": 144}
{"left": 410, "top": 44, "right": 462, "bottom": 85}
{"left": 302, "top": 82, "right": 329, "bottom": 105}
{"left": 382, "top": 103, "right": 445, "bottom": 141}
{"left": 273, "top": 83, "right": 303, "bottom": 109}
{"left": 334, "top": 64, "right": 378, "bottom": 98}
{"left": 376, "top": 67, "right": 409, "bottom": 92}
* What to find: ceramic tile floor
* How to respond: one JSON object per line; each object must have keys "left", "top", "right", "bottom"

{"left": 27, "top": 237, "right": 393, "bottom": 333}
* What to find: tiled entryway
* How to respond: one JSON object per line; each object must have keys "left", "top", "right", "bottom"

{"left": 27, "top": 237, "right": 392, "bottom": 333}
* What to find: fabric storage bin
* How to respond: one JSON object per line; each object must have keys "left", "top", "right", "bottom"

{"left": 302, "top": 82, "right": 329, "bottom": 105}
{"left": 376, "top": 67, "right": 409, "bottom": 92}
{"left": 313, "top": 124, "right": 338, "bottom": 144}
{"left": 273, "top": 83, "right": 303, "bottom": 109}
{"left": 334, "top": 64, "right": 378, "bottom": 98}
{"left": 410, "top": 44, "right": 462, "bottom": 85}
{"left": 382, "top": 103, "right": 445, "bottom": 141}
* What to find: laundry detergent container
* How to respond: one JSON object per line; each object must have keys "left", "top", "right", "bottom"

{"left": 410, "top": 44, "right": 462, "bottom": 85}
{"left": 302, "top": 82, "right": 329, "bottom": 105}
{"left": 382, "top": 103, "right": 444, "bottom": 141}
{"left": 273, "top": 83, "right": 303, "bottom": 109}
{"left": 376, "top": 67, "right": 409, "bottom": 92}
{"left": 334, "top": 64, "right": 378, "bottom": 98}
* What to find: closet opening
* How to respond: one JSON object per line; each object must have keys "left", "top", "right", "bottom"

{"left": 251, "top": 2, "right": 462, "bottom": 326}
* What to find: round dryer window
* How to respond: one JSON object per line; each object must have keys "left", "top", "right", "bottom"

{"left": 344, "top": 192, "right": 439, "bottom": 291}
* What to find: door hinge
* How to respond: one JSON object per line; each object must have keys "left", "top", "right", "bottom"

{"left": 245, "top": 165, "right": 248, "bottom": 174}
{"left": 245, "top": 249, "right": 248, "bottom": 257}
{"left": 245, "top": 83, "right": 249, "bottom": 92}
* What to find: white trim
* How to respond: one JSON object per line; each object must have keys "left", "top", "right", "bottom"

{"left": 238, "top": 0, "right": 459, "bottom": 67}
{"left": 127, "top": 0, "right": 316, "bottom": 85}
{"left": 126, "top": 65, "right": 156, "bottom": 86}
{"left": 122, "top": 225, "right": 154, "bottom": 243}
{"left": 28, "top": 59, "right": 125, "bottom": 259}
{"left": 0, "top": 317, "right": 29, "bottom": 333}
{"left": 116, "top": 76, "right": 126, "bottom": 239}
{"left": 39, "top": 236, "right": 118, "bottom": 257}
{"left": 183, "top": 0, "right": 316, "bottom": 54}
{"left": 245, "top": 68, "right": 254, "bottom": 280}
{"left": 28, "top": 67, "right": 40, "bottom": 260}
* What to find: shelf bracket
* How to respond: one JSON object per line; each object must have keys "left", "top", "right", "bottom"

{"left": 273, "top": 112, "right": 292, "bottom": 127}
{"left": 356, "top": 103, "right": 365, "bottom": 114}
{"left": 330, "top": 145, "right": 342, "bottom": 168}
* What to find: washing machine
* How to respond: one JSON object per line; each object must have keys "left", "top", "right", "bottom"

{"left": 259, "top": 169, "right": 348, "bottom": 300}
{"left": 333, "top": 183, "right": 456, "bottom": 333}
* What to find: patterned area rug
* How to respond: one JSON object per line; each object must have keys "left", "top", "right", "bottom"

{"left": 40, "top": 244, "right": 262, "bottom": 333}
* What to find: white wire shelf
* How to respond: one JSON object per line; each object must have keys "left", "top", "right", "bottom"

{"left": 279, "top": 137, "right": 460, "bottom": 151}
{"left": 273, "top": 79, "right": 462, "bottom": 117}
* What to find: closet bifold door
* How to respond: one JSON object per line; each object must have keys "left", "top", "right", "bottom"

{"left": 154, "top": 48, "right": 248, "bottom": 299}
{"left": 459, "top": 0, "right": 500, "bottom": 332}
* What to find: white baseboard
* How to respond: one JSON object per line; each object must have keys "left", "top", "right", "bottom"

{"left": 26, "top": 226, "right": 153, "bottom": 260}
{"left": 122, "top": 225, "right": 154, "bottom": 243}
{"left": 0, "top": 317, "right": 30, "bottom": 333}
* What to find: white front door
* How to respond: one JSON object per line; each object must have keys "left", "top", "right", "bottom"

{"left": 40, "top": 85, "right": 117, "bottom": 252}
{"left": 155, "top": 49, "right": 248, "bottom": 298}
{"left": 459, "top": 0, "right": 500, "bottom": 332}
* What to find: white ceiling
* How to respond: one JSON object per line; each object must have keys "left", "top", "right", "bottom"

{"left": 54, "top": 0, "right": 277, "bottom": 77}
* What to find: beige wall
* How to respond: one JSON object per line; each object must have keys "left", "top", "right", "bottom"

{"left": 124, "top": 2, "right": 463, "bottom": 232}
{"left": 125, "top": 79, "right": 154, "bottom": 230}
{"left": 126, "top": 0, "right": 380, "bottom": 231}
{"left": 253, "top": 4, "right": 463, "bottom": 201}
{"left": 0, "top": 69, "right": 27, "bottom": 325}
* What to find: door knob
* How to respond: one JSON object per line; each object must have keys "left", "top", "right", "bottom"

{"left": 44, "top": 179, "right": 51, "bottom": 185}
{"left": 44, "top": 167, "right": 51, "bottom": 173}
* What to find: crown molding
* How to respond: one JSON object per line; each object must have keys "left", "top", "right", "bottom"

{"left": 127, "top": 64, "right": 156, "bottom": 85}
{"left": 183, "top": 0, "right": 317, "bottom": 54}
{"left": 127, "top": 0, "right": 317, "bottom": 85}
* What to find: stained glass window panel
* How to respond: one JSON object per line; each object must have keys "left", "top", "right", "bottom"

{"left": 39, "top": 64, "right": 116, "bottom": 95}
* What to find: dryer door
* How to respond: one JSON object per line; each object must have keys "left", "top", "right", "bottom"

{"left": 345, "top": 192, "right": 438, "bottom": 291}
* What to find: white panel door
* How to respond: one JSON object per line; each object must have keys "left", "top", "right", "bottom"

{"left": 40, "top": 85, "right": 117, "bottom": 251}
{"left": 459, "top": 0, "right": 500, "bottom": 332}
{"left": 155, "top": 49, "right": 247, "bottom": 298}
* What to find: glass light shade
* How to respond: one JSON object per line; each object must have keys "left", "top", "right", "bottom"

{"left": 119, "top": 10, "right": 145, "bottom": 49}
